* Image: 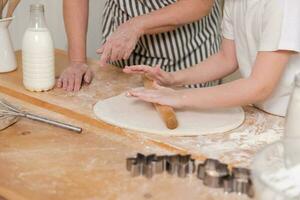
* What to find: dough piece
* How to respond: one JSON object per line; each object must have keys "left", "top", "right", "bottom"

{"left": 0, "top": 116, "right": 18, "bottom": 131}
{"left": 93, "top": 93, "right": 245, "bottom": 136}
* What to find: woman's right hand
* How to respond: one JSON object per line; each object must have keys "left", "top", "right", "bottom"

{"left": 123, "top": 65, "right": 175, "bottom": 86}
{"left": 57, "top": 62, "right": 93, "bottom": 92}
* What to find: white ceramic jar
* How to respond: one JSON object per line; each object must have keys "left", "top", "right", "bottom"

{"left": 0, "top": 17, "right": 17, "bottom": 73}
{"left": 22, "top": 4, "right": 55, "bottom": 92}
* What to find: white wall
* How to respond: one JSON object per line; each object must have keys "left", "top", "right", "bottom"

{"left": 9, "top": 0, "right": 106, "bottom": 59}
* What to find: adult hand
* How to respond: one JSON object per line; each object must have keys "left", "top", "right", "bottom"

{"left": 97, "top": 19, "right": 143, "bottom": 66}
{"left": 127, "top": 82, "right": 186, "bottom": 109}
{"left": 56, "top": 62, "right": 93, "bottom": 92}
{"left": 123, "top": 65, "right": 175, "bottom": 86}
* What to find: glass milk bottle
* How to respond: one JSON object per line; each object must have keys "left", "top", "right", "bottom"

{"left": 22, "top": 4, "right": 55, "bottom": 92}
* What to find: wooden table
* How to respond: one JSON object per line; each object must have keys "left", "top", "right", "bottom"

{"left": 0, "top": 50, "right": 284, "bottom": 200}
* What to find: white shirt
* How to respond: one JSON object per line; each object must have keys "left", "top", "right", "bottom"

{"left": 222, "top": 0, "right": 300, "bottom": 117}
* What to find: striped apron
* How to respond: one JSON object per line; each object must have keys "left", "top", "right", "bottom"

{"left": 102, "top": 0, "right": 222, "bottom": 87}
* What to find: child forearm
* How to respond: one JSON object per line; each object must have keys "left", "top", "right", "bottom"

{"left": 182, "top": 78, "right": 267, "bottom": 109}
{"left": 172, "top": 53, "right": 236, "bottom": 85}
{"left": 181, "top": 50, "right": 294, "bottom": 109}
{"left": 172, "top": 39, "right": 238, "bottom": 86}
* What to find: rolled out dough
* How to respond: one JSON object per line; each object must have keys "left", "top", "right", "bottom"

{"left": 93, "top": 93, "right": 245, "bottom": 136}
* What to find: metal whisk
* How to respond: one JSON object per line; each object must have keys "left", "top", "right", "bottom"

{"left": 0, "top": 99, "right": 82, "bottom": 133}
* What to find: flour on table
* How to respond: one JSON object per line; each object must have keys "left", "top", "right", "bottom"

{"left": 93, "top": 92, "right": 245, "bottom": 136}
{"left": 261, "top": 164, "right": 300, "bottom": 198}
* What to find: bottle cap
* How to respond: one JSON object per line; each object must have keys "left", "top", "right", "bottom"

{"left": 30, "top": 4, "right": 45, "bottom": 12}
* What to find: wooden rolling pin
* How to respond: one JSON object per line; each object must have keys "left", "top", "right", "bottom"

{"left": 143, "top": 77, "right": 178, "bottom": 130}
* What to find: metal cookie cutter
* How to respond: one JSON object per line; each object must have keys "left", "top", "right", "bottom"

{"left": 178, "top": 155, "right": 196, "bottom": 178}
{"left": 166, "top": 154, "right": 195, "bottom": 178}
{"left": 126, "top": 153, "right": 144, "bottom": 177}
{"left": 224, "top": 167, "right": 254, "bottom": 198}
{"left": 151, "top": 155, "right": 166, "bottom": 174}
{"left": 197, "top": 159, "right": 230, "bottom": 188}
{"left": 165, "top": 155, "right": 179, "bottom": 175}
{"left": 142, "top": 154, "right": 157, "bottom": 179}
{"left": 126, "top": 153, "right": 167, "bottom": 178}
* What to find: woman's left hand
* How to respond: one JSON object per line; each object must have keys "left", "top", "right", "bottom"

{"left": 97, "top": 19, "right": 143, "bottom": 66}
{"left": 127, "top": 83, "right": 186, "bottom": 109}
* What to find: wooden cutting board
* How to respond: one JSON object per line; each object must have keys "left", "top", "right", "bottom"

{"left": 0, "top": 50, "right": 283, "bottom": 166}
{"left": 0, "top": 95, "right": 250, "bottom": 200}
{"left": 0, "top": 50, "right": 199, "bottom": 155}
{"left": 0, "top": 93, "right": 171, "bottom": 200}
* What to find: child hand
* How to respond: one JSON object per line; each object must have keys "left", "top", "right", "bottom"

{"left": 127, "top": 82, "right": 185, "bottom": 109}
{"left": 123, "top": 65, "right": 174, "bottom": 86}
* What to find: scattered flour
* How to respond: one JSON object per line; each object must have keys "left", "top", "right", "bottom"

{"left": 230, "top": 129, "right": 282, "bottom": 149}
{"left": 193, "top": 128, "right": 282, "bottom": 166}
{"left": 261, "top": 164, "right": 300, "bottom": 198}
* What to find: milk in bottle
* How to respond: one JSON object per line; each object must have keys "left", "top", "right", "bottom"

{"left": 22, "top": 4, "right": 55, "bottom": 92}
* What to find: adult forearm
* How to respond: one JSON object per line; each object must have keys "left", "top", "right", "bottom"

{"left": 63, "top": 0, "right": 89, "bottom": 63}
{"left": 145, "top": 25, "right": 179, "bottom": 35}
{"left": 135, "top": 0, "right": 214, "bottom": 35}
